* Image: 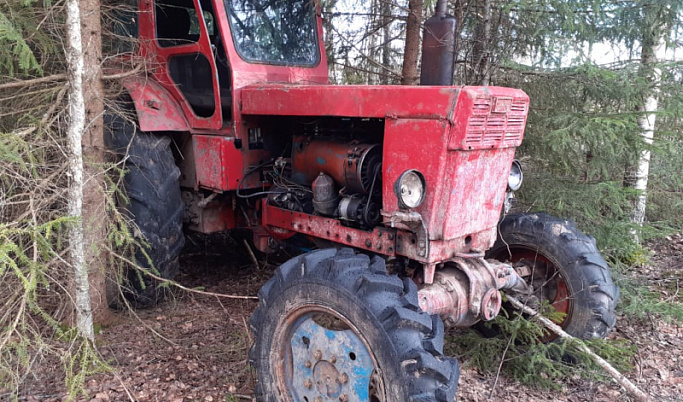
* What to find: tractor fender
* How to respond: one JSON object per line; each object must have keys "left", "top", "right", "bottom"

{"left": 120, "top": 75, "right": 190, "bottom": 132}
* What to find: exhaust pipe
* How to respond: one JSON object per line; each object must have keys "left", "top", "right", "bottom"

{"left": 419, "top": 0, "right": 457, "bottom": 86}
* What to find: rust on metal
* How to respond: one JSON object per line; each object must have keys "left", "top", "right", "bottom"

{"left": 417, "top": 258, "right": 529, "bottom": 326}
{"left": 291, "top": 138, "right": 381, "bottom": 194}
{"left": 262, "top": 204, "right": 396, "bottom": 256}
{"left": 120, "top": 75, "right": 190, "bottom": 132}
{"left": 182, "top": 191, "right": 236, "bottom": 233}
{"left": 192, "top": 135, "right": 244, "bottom": 191}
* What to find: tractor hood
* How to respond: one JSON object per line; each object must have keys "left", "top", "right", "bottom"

{"left": 240, "top": 84, "right": 466, "bottom": 122}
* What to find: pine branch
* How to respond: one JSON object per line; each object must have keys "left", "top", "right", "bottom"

{"left": 506, "top": 295, "right": 653, "bottom": 402}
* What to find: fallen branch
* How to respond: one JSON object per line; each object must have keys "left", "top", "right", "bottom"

{"left": 506, "top": 295, "right": 653, "bottom": 402}
{"left": 107, "top": 247, "right": 259, "bottom": 300}
{"left": 243, "top": 239, "right": 260, "bottom": 269}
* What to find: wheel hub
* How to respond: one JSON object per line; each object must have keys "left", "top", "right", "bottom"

{"left": 313, "top": 360, "right": 342, "bottom": 397}
{"left": 285, "top": 313, "right": 383, "bottom": 401}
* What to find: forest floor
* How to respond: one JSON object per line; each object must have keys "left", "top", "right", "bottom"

{"left": 11, "top": 232, "right": 683, "bottom": 402}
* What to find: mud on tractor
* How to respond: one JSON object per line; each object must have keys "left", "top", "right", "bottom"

{"left": 105, "top": 0, "right": 619, "bottom": 400}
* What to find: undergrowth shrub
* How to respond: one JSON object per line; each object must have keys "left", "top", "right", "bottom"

{"left": 616, "top": 271, "right": 683, "bottom": 323}
{"left": 447, "top": 310, "right": 635, "bottom": 390}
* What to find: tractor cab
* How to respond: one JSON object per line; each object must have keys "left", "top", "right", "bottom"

{"left": 129, "top": 0, "right": 328, "bottom": 131}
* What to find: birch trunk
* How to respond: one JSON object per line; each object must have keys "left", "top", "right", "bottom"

{"left": 66, "top": 0, "right": 94, "bottom": 341}
{"left": 631, "top": 33, "right": 667, "bottom": 227}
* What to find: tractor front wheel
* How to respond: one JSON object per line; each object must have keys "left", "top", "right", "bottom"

{"left": 249, "top": 248, "right": 459, "bottom": 401}
{"left": 487, "top": 213, "right": 619, "bottom": 341}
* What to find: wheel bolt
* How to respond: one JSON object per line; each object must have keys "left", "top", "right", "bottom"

{"left": 314, "top": 397, "right": 323, "bottom": 402}
{"left": 314, "top": 350, "right": 322, "bottom": 360}
{"left": 329, "top": 355, "right": 337, "bottom": 364}
{"left": 339, "top": 394, "right": 349, "bottom": 402}
{"left": 305, "top": 360, "right": 312, "bottom": 368}
{"left": 339, "top": 373, "right": 349, "bottom": 384}
{"left": 304, "top": 379, "right": 312, "bottom": 389}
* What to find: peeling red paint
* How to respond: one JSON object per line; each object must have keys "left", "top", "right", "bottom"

{"left": 120, "top": 76, "right": 190, "bottom": 132}
{"left": 241, "top": 84, "right": 461, "bottom": 120}
{"left": 193, "top": 135, "right": 243, "bottom": 191}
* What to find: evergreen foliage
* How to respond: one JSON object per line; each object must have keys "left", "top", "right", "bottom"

{"left": 0, "top": 0, "right": 60, "bottom": 77}
{"left": 616, "top": 271, "right": 683, "bottom": 323}
{"left": 447, "top": 308, "right": 635, "bottom": 390}
{"left": 0, "top": 1, "right": 131, "bottom": 399}
{"left": 506, "top": 60, "right": 683, "bottom": 262}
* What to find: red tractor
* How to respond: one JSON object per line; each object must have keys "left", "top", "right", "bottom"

{"left": 105, "top": 0, "right": 619, "bottom": 400}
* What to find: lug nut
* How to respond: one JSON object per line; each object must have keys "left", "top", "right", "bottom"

{"left": 339, "top": 373, "right": 349, "bottom": 384}
{"left": 329, "top": 355, "right": 337, "bottom": 364}
{"left": 314, "top": 397, "right": 323, "bottom": 402}
{"left": 304, "top": 379, "right": 312, "bottom": 389}
{"left": 314, "top": 350, "right": 323, "bottom": 360}
{"left": 339, "top": 394, "right": 349, "bottom": 402}
{"left": 305, "top": 360, "right": 312, "bottom": 368}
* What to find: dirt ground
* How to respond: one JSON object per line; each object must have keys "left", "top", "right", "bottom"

{"left": 12, "top": 233, "right": 683, "bottom": 402}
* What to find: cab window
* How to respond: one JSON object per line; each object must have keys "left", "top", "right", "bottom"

{"left": 224, "top": 0, "right": 320, "bottom": 66}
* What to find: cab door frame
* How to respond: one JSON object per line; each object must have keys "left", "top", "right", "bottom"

{"left": 138, "top": 0, "right": 223, "bottom": 131}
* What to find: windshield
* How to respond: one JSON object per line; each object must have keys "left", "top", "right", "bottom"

{"left": 224, "top": 0, "right": 320, "bottom": 66}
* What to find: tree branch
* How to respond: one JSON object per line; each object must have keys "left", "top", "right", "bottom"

{"left": 506, "top": 295, "right": 653, "bottom": 402}
{"left": 107, "top": 247, "right": 259, "bottom": 301}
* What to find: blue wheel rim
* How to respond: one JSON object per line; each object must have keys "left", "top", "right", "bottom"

{"left": 275, "top": 306, "right": 384, "bottom": 401}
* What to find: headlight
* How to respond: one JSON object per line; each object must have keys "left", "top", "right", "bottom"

{"left": 508, "top": 160, "right": 523, "bottom": 191}
{"left": 396, "top": 170, "right": 426, "bottom": 209}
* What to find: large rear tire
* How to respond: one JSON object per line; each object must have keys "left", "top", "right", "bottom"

{"left": 104, "top": 111, "right": 185, "bottom": 308}
{"left": 486, "top": 213, "right": 619, "bottom": 341}
{"left": 249, "top": 248, "right": 460, "bottom": 401}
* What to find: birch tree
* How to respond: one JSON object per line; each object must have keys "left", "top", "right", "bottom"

{"left": 631, "top": 7, "right": 668, "bottom": 227}
{"left": 66, "top": 0, "right": 94, "bottom": 341}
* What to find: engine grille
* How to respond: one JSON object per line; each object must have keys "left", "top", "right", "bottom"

{"left": 463, "top": 97, "right": 528, "bottom": 149}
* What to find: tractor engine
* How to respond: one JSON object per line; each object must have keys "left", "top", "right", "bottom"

{"left": 269, "top": 136, "right": 383, "bottom": 230}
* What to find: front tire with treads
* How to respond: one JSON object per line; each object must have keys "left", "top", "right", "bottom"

{"left": 249, "top": 248, "right": 459, "bottom": 401}
{"left": 487, "top": 213, "right": 619, "bottom": 340}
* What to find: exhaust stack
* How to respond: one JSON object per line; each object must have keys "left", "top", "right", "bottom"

{"left": 419, "top": 0, "right": 457, "bottom": 86}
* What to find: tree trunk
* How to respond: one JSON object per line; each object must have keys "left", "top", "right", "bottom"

{"left": 80, "top": 0, "right": 113, "bottom": 324}
{"left": 380, "top": 0, "right": 392, "bottom": 84}
{"left": 323, "top": 0, "right": 338, "bottom": 82}
{"left": 472, "top": 0, "right": 491, "bottom": 85}
{"left": 401, "top": 0, "right": 422, "bottom": 85}
{"left": 367, "top": 0, "right": 379, "bottom": 84}
{"left": 631, "top": 15, "right": 667, "bottom": 227}
{"left": 66, "top": 0, "right": 94, "bottom": 341}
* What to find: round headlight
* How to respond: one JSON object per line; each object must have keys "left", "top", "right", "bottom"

{"left": 396, "top": 170, "right": 426, "bottom": 209}
{"left": 508, "top": 160, "right": 523, "bottom": 191}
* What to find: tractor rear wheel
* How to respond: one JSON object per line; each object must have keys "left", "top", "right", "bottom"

{"left": 486, "top": 213, "right": 619, "bottom": 341}
{"left": 104, "top": 111, "right": 185, "bottom": 308}
{"left": 249, "top": 248, "right": 459, "bottom": 401}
